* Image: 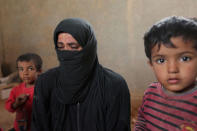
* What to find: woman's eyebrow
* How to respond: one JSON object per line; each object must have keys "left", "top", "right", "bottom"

{"left": 67, "top": 42, "right": 79, "bottom": 45}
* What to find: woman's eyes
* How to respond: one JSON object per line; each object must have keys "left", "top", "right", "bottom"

{"left": 57, "top": 42, "right": 81, "bottom": 50}
{"left": 57, "top": 42, "right": 64, "bottom": 49}
{"left": 68, "top": 43, "right": 80, "bottom": 49}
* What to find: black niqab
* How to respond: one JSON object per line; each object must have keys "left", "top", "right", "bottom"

{"left": 54, "top": 18, "right": 98, "bottom": 104}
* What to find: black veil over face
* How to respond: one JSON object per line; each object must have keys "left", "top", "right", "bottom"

{"left": 54, "top": 18, "right": 98, "bottom": 104}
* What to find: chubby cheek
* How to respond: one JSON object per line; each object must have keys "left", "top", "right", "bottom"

{"left": 151, "top": 66, "right": 167, "bottom": 82}
{"left": 154, "top": 71, "right": 166, "bottom": 83}
{"left": 182, "top": 64, "right": 197, "bottom": 80}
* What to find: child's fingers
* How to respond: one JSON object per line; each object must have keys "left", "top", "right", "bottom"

{"left": 17, "top": 95, "right": 28, "bottom": 102}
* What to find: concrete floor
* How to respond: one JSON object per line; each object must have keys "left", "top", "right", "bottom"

{"left": 0, "top": 99, "right": 15, "bottom": 131}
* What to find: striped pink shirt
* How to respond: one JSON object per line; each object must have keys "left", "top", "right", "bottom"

{"left": 134, "top": 82, "right": 197, "bottom": 131}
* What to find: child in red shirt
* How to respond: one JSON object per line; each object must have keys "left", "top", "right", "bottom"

{"left": 5, "top": 53, "right": 42, "bottom": 131}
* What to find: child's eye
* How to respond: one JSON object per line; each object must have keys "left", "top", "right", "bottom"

{"left": 18, "top": 67, "right": 23, "bottom": 71}
{"left": 180, "top": 56, "right": 191, "bottom": 62}
{"left": 156, "top": 58, "right": 165, "bottom": 64}
{"left": 28, "top": 67, "right": 35, "bottom": 71}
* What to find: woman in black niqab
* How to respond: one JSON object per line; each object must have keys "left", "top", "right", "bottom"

{"left": 54, "top": 18, "right": 98, "bottom": 104}
{"left": 31, "top": 18, "right": 131, "bottom": 131}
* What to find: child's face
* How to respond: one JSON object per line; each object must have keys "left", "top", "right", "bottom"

{"left": 17, "top": 60, "right": 41, "bottom": 87}
{"left": 149, "top": 36, "right": 197, "bottom": 93}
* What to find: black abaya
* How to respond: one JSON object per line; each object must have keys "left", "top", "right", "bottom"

{"left": 31, "top": 18, "right": 131, "bottom": 131}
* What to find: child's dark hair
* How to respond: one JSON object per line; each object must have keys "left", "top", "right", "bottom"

{"left": 144, "top": 16, "right": 197, "bottom": 60}
{"left": 16, "top": 53, "right": 43, "bottom": 71}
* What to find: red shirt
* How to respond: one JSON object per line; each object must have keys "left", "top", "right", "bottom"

{"left": 5, "top": 82, "right": 34, "bottom": 131}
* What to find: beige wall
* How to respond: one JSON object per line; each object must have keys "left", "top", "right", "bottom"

{"left": 0, "top": 4, "right": 3, "bottom": 77}
{"left": 0, "top": 0, "right": 197, "bottom": 118}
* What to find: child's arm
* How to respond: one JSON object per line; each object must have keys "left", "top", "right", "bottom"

{"left": 134, "top": 106, "right": 147, "bottom": 131}
{"left": 134, "top": 93, "right": 148, "bottom": 131}
{"left": 5, "top": 87, "right": 17, "bottom": 112}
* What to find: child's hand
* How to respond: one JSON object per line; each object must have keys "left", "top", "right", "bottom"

{"left": 12, "top": 94, "right": 29, "bottom": 109}
{"left": 16, "top": 94, "right": 29, "bottom": 105}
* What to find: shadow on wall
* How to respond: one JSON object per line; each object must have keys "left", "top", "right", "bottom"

{"left": 1, "top": 62, "right": 12, "bottom": 77}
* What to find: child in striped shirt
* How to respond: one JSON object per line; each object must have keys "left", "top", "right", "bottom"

{"left": 135, "top": 16, "right": 197, "bottom": 131}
